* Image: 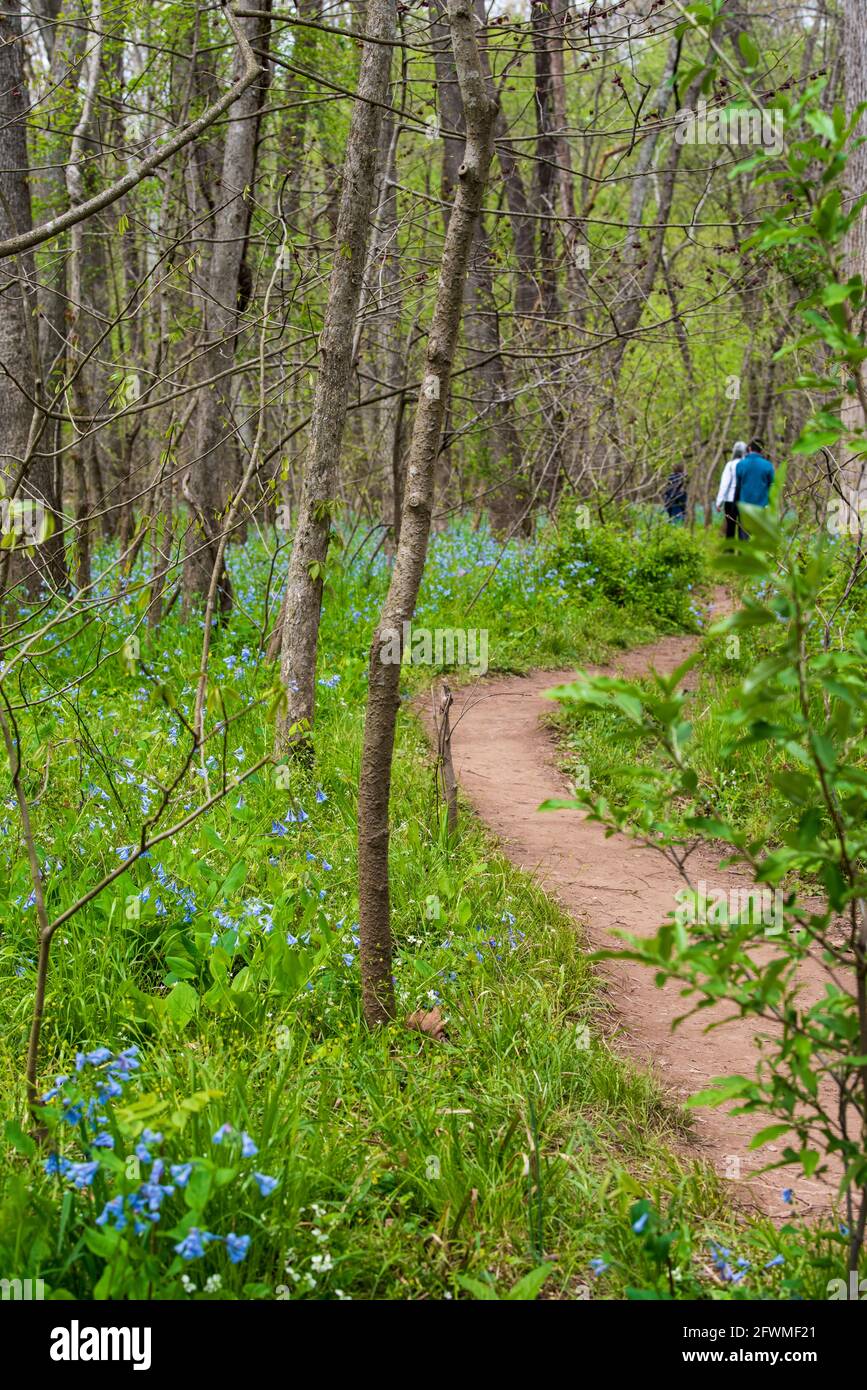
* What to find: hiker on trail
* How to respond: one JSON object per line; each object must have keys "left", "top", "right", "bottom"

{"left": 663, "top": 465, "right": 688, "bottom": 522}
{"left": 716, "top": 440, "right": 747, "bottom": 539}
{"left": 734, "top": 438, "right": 775, "bottom": 538}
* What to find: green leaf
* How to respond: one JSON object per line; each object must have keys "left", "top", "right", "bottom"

{"left": 792, "top": 427, "right": 843, "bottom": 454}
{"left": 821, "top": 281, "right": 859, "bottom": 306}
{"left": 185, "top": 1164, "right": 213, "bottom": 1211}
{"left": 165, "top": 955, "right": 197, "bottom": 981}
{"left": 748, "top": 1123, "right": 792, "bottom": 1149}
{"left": 83, "top": 1226, "right": 119, "bottom": 1258}
{"left": 219, "top": 858, "right": 248, "bottom": 898}
{"left": 457, "top": 1275, "right": 499, "bottom": 1300}
{"left": 738, "top": 32, "right": 760, "bottom": 68}
{"left": 687, "top": 1074, "right": 754, "bottom": 1108}
{"left": 806, "top": 110, "right": 837, "bottom": 142}
{"left": 613, "top": 692, "right": 645, "bottom": 723}
{"left": 505, "top": 1264, "right": 554, "bottom": 1300}
{"left": 165, "top": 981, "right": 200, "bottom": 1027}
{"left": 4, "top": 1120, "right": 36, "bottom": 1157}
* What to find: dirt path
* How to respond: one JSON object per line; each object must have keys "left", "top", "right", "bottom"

{"left": 429, "top": 598, "right": 838, "bottom": 1219}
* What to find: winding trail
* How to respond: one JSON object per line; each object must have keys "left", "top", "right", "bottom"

{"left": 429, "top": 594, "right": 838, "bottom": 1219}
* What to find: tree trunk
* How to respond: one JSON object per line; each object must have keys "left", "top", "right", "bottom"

{"left": 0, "top": 2, "right": 57, "bottom": 598}
{"left": 33, "top": 5, "right": 83, "bottom": 592}
{"left": 842, "top": 0, "right": 867, "bottom": 514}
{"left": 356, "top": 0, "right": 496, "bottom": 1026}
{"left": 493, "top": 109, "right": 537, "bottom": 317}
{"left": 531, "top": 3, "right": 559, "bottom": 318}
{"left": 609, "top": 47, "right": 695, "bottom": 384}
{"left": 548, "top": 0, "right": 585, "bottom": 309}
{"left": 182, "top": 5, "right": 272, "bottom": 616}
{"left": 368, "top": 112, "right": 405, "bottom": 551}
{"left": 65, "top": 0, "right": 103, "bottom": 594}
{"left": 276, "top": 0, "right": 397, "bottom": 751}
{"left": 434, "top": 0, "right": 528, "bottom": 535}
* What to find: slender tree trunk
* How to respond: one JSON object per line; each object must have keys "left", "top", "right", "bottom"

{"left": 368, "top": 112, "right": 405, "bottom": 549}
{"left": 434, "top": 0, "right": 527, "bottom": 535}
{"left": 182, "top": 6, "right": 271, "bottom": 616}
{"left": 0, "top": 2, "right": 59, "bottom": 598}
{"left": 493, "top": 109, "right": 537, "bottom": 317}
{"left": 842, "top": 0, "right": 867, "bottom": 516}
{"left": 356, "top": 0, "right": 496, "bottom": 1026}
{"left": 276, "top": 0, "right": 397, "bottom": 751}
{"left": 623, "top": 38, "right": 680, "bottom": 262}
{"left": 33, "top": 5, "right": 83, "bottom": 592}
{"left": 65, "top": 0, "right": 103, "bottom": 593}
{"left": 531, "top": 4, "right": 559, "bottom": 318}
{"left": 281, "top": 0, "right": 322, "bottom": 230}
{"left": 548, "top": 0, "right": 584, "bottom": 309}
{"left": 610, "top": 58, "right": 701, "bottom": 384}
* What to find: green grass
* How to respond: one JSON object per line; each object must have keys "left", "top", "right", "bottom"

{"left": 0, "top": 519, "right": 842, "bottom": 1299}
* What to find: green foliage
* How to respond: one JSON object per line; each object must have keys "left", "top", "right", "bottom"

{"left": 740, "top": 84, "right": 867, "bottom": 465}
{"left": 548, "top": 500, "right": 867, "bottom": 1272}
{"left": 546, "top": 506, "right": 709, "bottom": 632}
{"left": 544, "top": 81, "right": 867, "bottom": 1282}
{"left": 0, "top": 519, "right": 814, "bottom": 1301}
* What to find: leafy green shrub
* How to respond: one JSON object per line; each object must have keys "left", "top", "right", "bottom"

{"left": 547, "top": 506, "right": 708, "bottom": 632}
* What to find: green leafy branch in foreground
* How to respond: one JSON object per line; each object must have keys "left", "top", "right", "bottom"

{"left": 544, "top": 496, "right": 867, "bottom": 1275}
{"left": 736, "top": 81, "right": 867, "bottom": 483}
{"left": 544, "top": 64, "right": 867, "bottom": 1282}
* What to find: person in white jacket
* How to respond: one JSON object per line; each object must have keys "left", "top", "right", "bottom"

{"left": 716, "top": 440, "right": 747, "bottom": 539}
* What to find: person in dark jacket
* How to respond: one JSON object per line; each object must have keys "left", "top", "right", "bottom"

{"left": 663, "top": 466, "right": 688, "bottom": 522}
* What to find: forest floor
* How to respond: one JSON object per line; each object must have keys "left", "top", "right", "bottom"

{"left": 422, "top": 588, "right": 838, "bottom": 1222}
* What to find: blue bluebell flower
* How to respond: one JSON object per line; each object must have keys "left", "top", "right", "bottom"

{"left": 225, "top": 1233, "right": 251, "bottom": 1264}
{"left": 96, "top": 1195, "right": 127, "bottom": 1231}
{"left": 139, "top": 1178, "right": 174, "bottom": 1214}
{"left": 76, "top": 1047, "right": 113, "bottom": 1070}
{"left": 110, "top": 1047, "right": 140, "bottom": 1076}
{"left": 252, "top": 1172, "right": 278, "bottom": 1198}
{"left": 41, "top": 1076, "right": 69, "bottom": 1102}
{"left": 68, "top": 1160, "right": 100, "bottom": 1188}
{"left": 174, "top": 1228, "right": 212, "bottom": 1261}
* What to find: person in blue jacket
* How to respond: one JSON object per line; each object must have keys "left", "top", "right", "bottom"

{"left": 734, "top": 437, "right": 775, "bottom": 537}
